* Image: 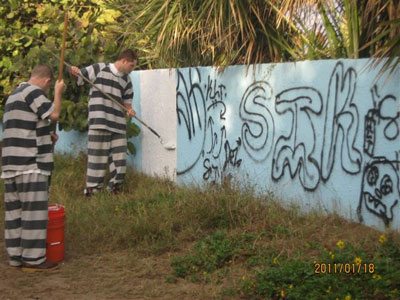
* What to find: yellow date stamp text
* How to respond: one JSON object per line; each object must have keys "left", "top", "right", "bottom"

{"left": 314, "top": 263, "right": 375, "bottom": 274}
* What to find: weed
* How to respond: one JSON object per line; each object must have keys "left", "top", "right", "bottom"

{"left": 171, "top": 230, "right": 238, "bottom": 278}
{"left": 237, "top": 235, "right": 400, "bottom": 300}
{"left": 1, "top": 154, "right": 399, "bottom": 300}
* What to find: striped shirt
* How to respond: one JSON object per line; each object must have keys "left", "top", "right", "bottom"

{"left": 77, "top": 63, "right": 133, "bottom": 134}
{"left": 1, "top": 82, "right": 55, "bottom": 176}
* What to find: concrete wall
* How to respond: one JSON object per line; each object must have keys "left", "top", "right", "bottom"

{"left": 5, "top": 58, "right": 399, "bottom": 231}
{"left": 174, "top": 59, "right": 400, "bottom": 232}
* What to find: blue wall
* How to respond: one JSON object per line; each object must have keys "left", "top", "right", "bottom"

{"left": 176, "top": 59, "right": 400, "bottom": 231}
{"left": 126, "top": 71, "right": 142, "bottom": 171}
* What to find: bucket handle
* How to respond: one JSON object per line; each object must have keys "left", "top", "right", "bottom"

{"left": 48, "top": 242, "right": 61, "bottom": 246}
{"left": 49, "top": 204, "right": 65, "bottom": 211}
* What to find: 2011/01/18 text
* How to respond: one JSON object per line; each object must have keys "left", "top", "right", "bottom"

{"left": 314, "top": 263, "right": 375, "bottom": 274}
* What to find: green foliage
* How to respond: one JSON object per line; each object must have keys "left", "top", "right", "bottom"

{"left": 126, "top": 118, "right": 141, "bottom": 155}
{"left": 0, "top": 0, "right": 140, "bottom": 154}
{"left": 108, "top": 0, "right": 298, "bottom": 69}
{"left": 171, "top": 230, "right": 238, "bottom": 279}
{"left": 169, "top": 221, "right": 400, "bottom": 299}
{"left": 58, "top": 99, "right": 89, "bottom": 132}
{"left": 109, "top": 0, "right": 400, "bottom": 74}
{"left": 237, "top": 237, "right": 400, "bottom": 300}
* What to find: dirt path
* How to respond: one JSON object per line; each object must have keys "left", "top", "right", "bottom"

{"left": 0, "top": 249, "right": 222, "bottom": 300}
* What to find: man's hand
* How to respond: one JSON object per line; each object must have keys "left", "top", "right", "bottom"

{"left": 126, "top": 108, "right": 137, "bottom": 118}
{"left": 51, "top": 132, "right": 59, "bottom": 145}
{"left": 70, "top": 66, "right": 80, "bottom": 78}
{"left": 55, "top": 79, "right": 66, "bottom": 95}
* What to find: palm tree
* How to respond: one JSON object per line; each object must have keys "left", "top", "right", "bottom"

{"left": 278, "top": 0, "right": 400, "bottom": 76}
{"left": 110, "top": 0, "right": 301, "bottom": 68}
{"left": 109, "top": 0, "right": 400, "bottom": 74}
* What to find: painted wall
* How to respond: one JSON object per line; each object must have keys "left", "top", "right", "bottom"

{"left": 175, "top": 59, "right": 400, "bottom": 232}
{"left": 2, "top": 58, "right": 398, "bottom": 231}
{"left": 138, "top": 69, "right": 177, "bottom": 180}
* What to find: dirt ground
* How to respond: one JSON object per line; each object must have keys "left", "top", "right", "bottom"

{"left": 0, "top": 248, "right": 228, "bottom": 300}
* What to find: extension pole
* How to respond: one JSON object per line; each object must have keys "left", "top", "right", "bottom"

{"left": 58, "top": 13, "right": 68, "bottom": 81}
{"left": 53, "top": 13, "right": 68, "bottom": 151}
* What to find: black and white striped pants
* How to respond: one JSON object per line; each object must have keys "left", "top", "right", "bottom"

{"left": 86, "top": 129, "right": 127, "bottom": 191}
{"left": 4, "top": 173, "right": 49, "bottom": 266}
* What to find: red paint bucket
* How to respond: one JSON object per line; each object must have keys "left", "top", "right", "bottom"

{"left": 46, "top": 204, "right": 65, "bottom": 262}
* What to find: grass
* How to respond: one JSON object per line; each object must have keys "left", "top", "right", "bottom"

{"left": 1, "top": 153, "right": 400, "bottom": 299}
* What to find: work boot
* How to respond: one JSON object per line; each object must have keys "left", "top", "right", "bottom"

{"left": 22, "top": 261, "right": 59, "bottom": 273}
{"left": 107, "top": 184, "right": 121, "bottom": 195}
{"left": 84, "top": 187, "right": 99, "bottom": 197}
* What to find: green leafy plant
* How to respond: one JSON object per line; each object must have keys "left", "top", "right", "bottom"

{"left": 172, "top": 230, "right": 233, "bottom": 278}
{"left": 171, "top": 230, "right": 256, "bottom": 281}
{"left": 169, "top": 223, "right": 400, "bottom": 299}
{"left": 0, "top": 0, "right": 140, "bottom": 154}
{"left": 238, "top": 236, "right": 400, "bottom": 300}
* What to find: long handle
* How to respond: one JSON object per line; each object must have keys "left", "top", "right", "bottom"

{"left": 53, "top": 13, "right": 69, "bottom": 152}
{"left": 58, "top": 13, "right": 69, "bottom": 81}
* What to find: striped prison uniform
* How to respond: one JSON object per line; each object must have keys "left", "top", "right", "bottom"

{"left": 77, "top": 63, "right": 132, "bottom": 191}
{"left": 87, "top": 129, "right": 127, "bottom": 190}
{"left": 1, "top": 82, "right": 54, "bottom": 266}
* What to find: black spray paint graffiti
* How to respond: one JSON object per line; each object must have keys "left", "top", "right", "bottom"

{"left": 178, "top": 62, "right": 363, "bottom": 189}
{"left": 271, "top": 87, "right": 323, "bottom": 191}
{"left": 204, "top": 75, "right": 228, "bottom": 160}
{"left": 176, "top": 68, "right": 206, "bottom": 174}
{"left": 203, "top": 75, "right": 243, "bottom": 182}
{"left": 203, "top": 127, "right": 242, "bottom": 181}
{"left": 357, "top": 158, "right": 400, "bottom": 226}
{"left": 177, "top": 69, "right": 242, "bottom": 182}
{"left": 320, "top": 63, "right": 361, "bottom": 181}
{"left": 364, "top": 85, "right": 400, "bottom": 158}
{"left": 176, "top": 62, "right": 399, "bottom": 226}
{"left": 271, "top": 62, "right": 361, "bottom": 191}
{"left": 239, "top": 81, "right": 275, "bottom": 162}
{"left": 359, "top": 85, "right": 400, "bottom": 226}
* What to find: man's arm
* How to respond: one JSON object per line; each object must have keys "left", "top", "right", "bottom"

{"left": 49, "top": 79, "right": 66, "bottom": 121}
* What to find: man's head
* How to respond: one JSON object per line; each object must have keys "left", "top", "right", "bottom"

{"left": 115, "top": 49, "right": 138, "bottom": 74}
{"left": 28, "top": 64, "right": 54, "bottom": 91}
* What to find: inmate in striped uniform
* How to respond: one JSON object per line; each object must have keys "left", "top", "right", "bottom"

{"left": 1, "top": 82, "right": 55, "bottom": 267}
{"left": 77, "top": 63, "right": 132, "bottom": 192}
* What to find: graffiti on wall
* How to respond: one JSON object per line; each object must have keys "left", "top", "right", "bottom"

{"left": 239, "top": 81, "right": 275, "bottom": 163}
{"left": 358, "top": 85, "right": 400, "bottom": 226}
{"left": 177, "top": 61, "right": 400, "bottom": 227}
{"left": 271, "top": 63, "right": 362, "bottom": 191}
{"left": 358, "top": 158, "right": 399, "bottom": 226}
{"left": 177, "top": 69, "right": 242, "bottom": 182}
{"left": 176, "top": 68, "right": 206, "bottom": 175}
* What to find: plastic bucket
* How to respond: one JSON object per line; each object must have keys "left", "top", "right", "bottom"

{"left": 46, "top": 204, "right": 65, "bottom": 262}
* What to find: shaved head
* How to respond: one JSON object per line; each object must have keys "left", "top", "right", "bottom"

{"left": 31, "top": 64, "right": 54, "bottom": 80}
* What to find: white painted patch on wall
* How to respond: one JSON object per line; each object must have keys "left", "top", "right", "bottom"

{"left": 139, "top": 69, "right": 177, "bottom": 181}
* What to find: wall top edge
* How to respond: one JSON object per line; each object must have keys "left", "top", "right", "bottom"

{"left": 132, "top": 57, "right": 397, "bottom": 74}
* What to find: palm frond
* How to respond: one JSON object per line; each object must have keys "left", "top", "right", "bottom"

{"left": 105, "top": 0, "right": 400, "bottom": 75}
